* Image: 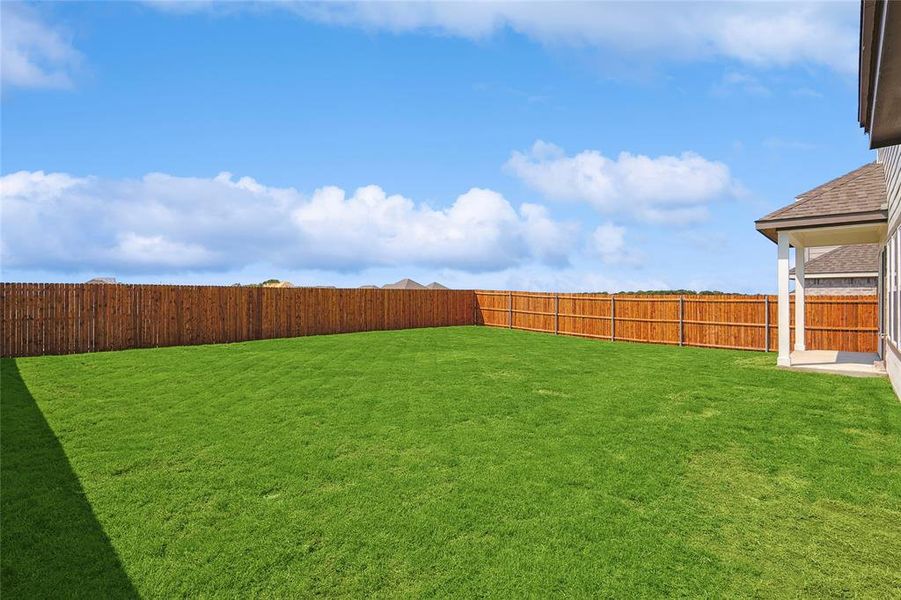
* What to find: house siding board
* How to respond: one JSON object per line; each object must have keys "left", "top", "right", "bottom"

{"left": 877, "top": 144, "right": 901, "bottom": 396}
{"left": 880, "top": 145, "right": 901, "bottom": 230}
{"left": 888, "top": 344, "right": 901, "bottom": 398}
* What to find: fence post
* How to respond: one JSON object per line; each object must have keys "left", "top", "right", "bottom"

{"left": 508, "top": 291, "right": 513, "bottom": 329}
{"left": 679, "top": 295, "right": 684, "bottom": 346}
{"left": 554, "top": 293, "right": 559, "bottom": 335}
{"left": 764, "top": 296, "right": 769, "bottom": 352}
{"left": 610, "top": 295, "right": 615, "bottom": 341}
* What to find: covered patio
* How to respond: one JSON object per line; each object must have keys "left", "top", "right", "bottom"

{"left": 756, "top": 163, "right": 888, "bottom": 374}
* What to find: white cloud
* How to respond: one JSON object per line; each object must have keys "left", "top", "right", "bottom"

{"left": 0, "top": 170, "right": 578, "bottom": 275}
{"left": 287, "top": 1, "right": 858, "bottom": 74}
{"left": 590, "top": 222, "right": 641, "bottom": 267}
{"left": 505, "top": 141, "right": 740, "bottom": 224}
{"left": 1, "top": 3, "right": 82, "bottom": 90}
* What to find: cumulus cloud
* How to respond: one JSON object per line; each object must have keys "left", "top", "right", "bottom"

{"left": 1, "top": 3, "right": 82, "bottom": 90}
{"left": 288, "top": 1, "right": 857, "bottom": 74}
{"left": 505, "top": 141, "right": 740, "bottom": 224}
{"left": 590, "top": 222, "right": 642, "bottom": 267}
{"left": 0, "top": 170, "right": 577, "bottom": 275}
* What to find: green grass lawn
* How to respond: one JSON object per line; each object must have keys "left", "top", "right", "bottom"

{"left": 2, "top": 327, "right": 899, "bottom": 598}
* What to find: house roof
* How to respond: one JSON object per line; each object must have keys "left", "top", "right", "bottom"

{"left": 859, "top": 0, "right": 901, "bottom": 148}
{"left": 383, "top": 278, "right": 426, "bottom": 290}
{"left": 755, "top": 162, "right": 888, "bottom": 242}
{"left": 425, "top": 282, "right": 448, "bottom": 289}
{"left": 790, "top": 244, "right": 880, "bottom": 277}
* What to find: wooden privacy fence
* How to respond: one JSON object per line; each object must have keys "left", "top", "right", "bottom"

{"left": 0, "top": 283, "right": 476, "bottom": 358}
{"left": 0, "top": 284, "right": 879, "bottom": 358}
{"left": 474, "top": 291, "right": 879, "bottom": 353}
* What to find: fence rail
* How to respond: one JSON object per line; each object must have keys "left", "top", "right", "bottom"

{"left": 0, "top": 283, "right": 476, "bottom": 358}
{"left": 0, "top": 284, "right": 879, "bottom": 358}
{"left": 474, "top": 291, "right": 878, "bottom": 353}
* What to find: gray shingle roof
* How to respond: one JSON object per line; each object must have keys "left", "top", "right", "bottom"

{"left": 790, "top": 244, "right": 880, "bottom": 276}
{"left": 757, "top": 162, "right": 887, "bottom": 222}
{"left": 383, "top": 278, "right": 426, "bottom": 290}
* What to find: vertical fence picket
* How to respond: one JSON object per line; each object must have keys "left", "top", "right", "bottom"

{"left": 554, "top": 294, "right": 559, "bottom": 335}
{"left": 610, "top": 296, "right": 616, "bottom": 341}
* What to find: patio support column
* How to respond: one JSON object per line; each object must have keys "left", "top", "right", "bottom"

{"left": 777, "top": 231, "right": 791, "bottom": 366}
{"left": 794, "top": 244, "right": 806, "bottom": 352}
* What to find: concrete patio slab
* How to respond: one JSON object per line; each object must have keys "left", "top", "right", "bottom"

{"left": 784, "top": 350, "right": 886, "bottom": 377}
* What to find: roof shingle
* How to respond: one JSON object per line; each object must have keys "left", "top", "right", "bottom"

{"left": 790, "top": 244, "right": 880, "bottom": 276}
{"left": 757, "top": 162, "right": 887, "bottom": 222}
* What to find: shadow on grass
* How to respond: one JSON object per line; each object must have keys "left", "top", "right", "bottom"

{"left": 1, "top": 359, "right": 139, "bottom": 598}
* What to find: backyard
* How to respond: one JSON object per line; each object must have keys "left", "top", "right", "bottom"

{"left": 2, "top": 326, "right": 899, "bottom": 597}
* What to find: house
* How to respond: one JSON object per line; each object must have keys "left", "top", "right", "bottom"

{"left": 425, "top": 282, "right": 449, "bottom": 290}
{"left": 383, "top": 278, "right": 426, "bottom": 290}
{"left": 790, "top": 244, "right": 879, "bottom": 295}
{"left": 754, "top": 0, "right": 900, "bottom": 396}
{"left": 85, "top": 277, "right": 118, "bottom": 284}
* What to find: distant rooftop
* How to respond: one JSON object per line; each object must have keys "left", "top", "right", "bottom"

{"left": 383, "top": 278, "right": 426, "bottom": 290}
{"left": 791, "top": 244, "right": 880, "bottom": 277}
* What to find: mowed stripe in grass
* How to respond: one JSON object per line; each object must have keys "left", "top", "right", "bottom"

{"left": 2, "top": 326, "right": 899, "bottom": 597}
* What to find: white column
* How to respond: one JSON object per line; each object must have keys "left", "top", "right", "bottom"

{"left": 777, "top": 231, "right": 791, "bottom": 366}
{"left": 794, "top": 244, "right": 806, "bottom": 352}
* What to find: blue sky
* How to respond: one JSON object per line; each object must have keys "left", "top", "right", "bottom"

{"left": 1, "top": 1, "right": 875, "bottom": 291}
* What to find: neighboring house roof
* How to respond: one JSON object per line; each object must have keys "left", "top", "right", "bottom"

{"left": 86, "top": 277, "right": 117, "bottom": 284}
{"left": 425, "top": 282, "right": 448, "bottom": 289}
{"left": 755, "top": 162, "right": 888, "bottom": 241}
{"left": 359, "top": 285, "right": 379, "bottom": 289}
{"left": 263, "top": 280, "right": 294, "bottom": 288}
{"left": 383, "top": 278, "right": 426, "bottom": 290}
{"left": 790, "top": 244, "right": 880, "bottom": 277}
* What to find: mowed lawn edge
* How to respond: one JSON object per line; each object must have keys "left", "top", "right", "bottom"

{"left": 2, "top": 326, "right": 899, "bottom": 597}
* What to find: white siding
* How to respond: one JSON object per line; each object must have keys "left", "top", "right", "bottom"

{"left": 880, "top": 144, "right": 901, "bottom": 230}
{"left": 878, "top": 144, "right": 901, "bottom": 397}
